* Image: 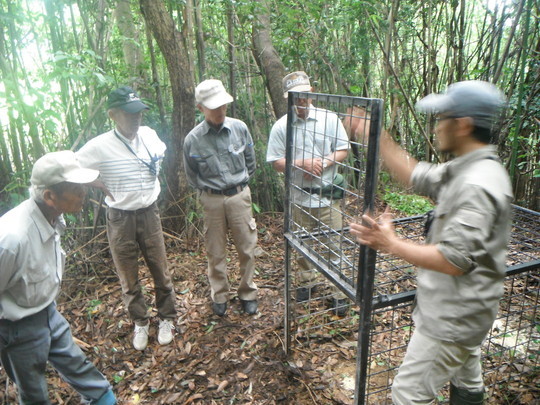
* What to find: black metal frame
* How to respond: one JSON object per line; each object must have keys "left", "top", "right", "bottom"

{"left": 281, "top": 90, "right": 540, "bottom": 404}
{"left": 283, "top": 92, "right": 383, "bottom": 357}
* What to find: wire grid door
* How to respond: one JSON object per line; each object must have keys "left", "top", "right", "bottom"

{"left": 280, "top": 90, "right": 540, "bottom": 404}
{"left": 281, "top": 91, "right": 383, "bottom": 403}
{"left": 364, "top": 206, "right": 540, "bottom": 404}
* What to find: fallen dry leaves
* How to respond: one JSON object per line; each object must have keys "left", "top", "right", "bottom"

{"left": 0, "top": 213, "right": 537, "bottom": 404}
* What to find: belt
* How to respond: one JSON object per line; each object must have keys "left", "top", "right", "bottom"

{"left": 302, "top": 187, "right": 320, "bottom": 194}
{"left": 205, "top": 183, "right": 247, "bottom": 197}
{"left": 110, "top": 201, "right": 156, "bottom": 215}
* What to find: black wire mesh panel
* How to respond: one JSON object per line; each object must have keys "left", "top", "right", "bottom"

{"left": 282, "top": 92, "right": 382, "bottom": 303}
{"left": 281, "top": 92, "right": 382, "bottom": 334}
{"left": 280, "top": 91, "right": 383, "bottom": 404}
{"left": 363, "top": 205, "right": 540, "bottom": 404}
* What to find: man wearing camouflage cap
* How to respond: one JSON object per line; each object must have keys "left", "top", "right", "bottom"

{"left": 266, "top": 71, "right": 351, "bottom": 316}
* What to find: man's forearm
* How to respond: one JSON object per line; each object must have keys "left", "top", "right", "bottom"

{"left": 379, "top": 131, "right": 418, "bottom": 187}
{"left": 389, "top": 239, "right": 463, "bottom": 276}
{"left": 323, "top": 149, "right": 348, "bottom": 167}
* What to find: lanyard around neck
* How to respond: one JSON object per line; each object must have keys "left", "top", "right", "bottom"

{"left": 114, "top": 130, "right": 157, "bottom": 176}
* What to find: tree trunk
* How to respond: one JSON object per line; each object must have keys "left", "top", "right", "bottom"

{"left": 193, "top": 0, "right": 206, "bottom": 81}
{"left": 139, "top": 0, "right": 196, "bottom": 226}
{"left": 114, "top": 0, "right": 148, "bottom": 86}
{"left": 251, "top": 0, "right": 287, "bottom": 119}
{"left": 227, "top": 1, "right": 237, "bottom": 117}
{"left": 146, "top": 25, "right": 168, "bottom": 132}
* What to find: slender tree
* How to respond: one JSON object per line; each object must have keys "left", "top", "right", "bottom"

{"left": 139, "top": 0, "right": 196, "bottom": 224}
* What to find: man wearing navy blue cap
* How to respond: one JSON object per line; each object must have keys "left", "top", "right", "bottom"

{"left": 77, "top": 86, "right": 177, "bottom": 351}
{"left": 350, "top": 81, "right": 512, "bottom": 404}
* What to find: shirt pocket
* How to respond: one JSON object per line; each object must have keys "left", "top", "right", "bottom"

{"left": 193, "top": 153, "right": 221, "bottom": 178}
{"left": 429, "top": 206, "right": 449, "bottom": 243}
{"left": 12, "top": 266, "right": 53, "bottom": 308}
{"left": 227, "top": 142, "right": 247, "bottom": 173}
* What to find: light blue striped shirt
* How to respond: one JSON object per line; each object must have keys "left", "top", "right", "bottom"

{"left": 77, "top": 127, "right": 166, "bottom": 210}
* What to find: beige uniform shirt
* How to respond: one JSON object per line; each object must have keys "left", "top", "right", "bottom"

{"left": 411, "top": 145, "right": 513, "bottom": 346}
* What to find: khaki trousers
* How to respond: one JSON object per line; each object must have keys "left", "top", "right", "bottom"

{"left": 292, "top": 201, "right": 346, "bottom": 298}
{"left": 107, "top": 202, "right": 176, "bottom": 325}
{"left": 200, "top": 186, "right": 258, "bottom": 304}
{"left": 392, "top": 330, "right": 484, "bottom": 405}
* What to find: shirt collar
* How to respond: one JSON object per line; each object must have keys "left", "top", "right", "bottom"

{"left": 201, "top": 117, "right": 231, "bottom": 135}
{"left": 292, "top": 104, "right": 318, "bottom": 124}
{"left": 114, "top": 129, "right": 138, "bottom": 145}
{"left": 29, "top": 199, "right": 66, "bottom": 243}
{"left": 445, "top": 145, "right": 499, "bottom": 180}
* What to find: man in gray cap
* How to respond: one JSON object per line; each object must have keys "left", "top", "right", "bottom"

{"left": 350, "top": 81, "right": 512, "bottom": 404}
{"left": 183, "top": 79, "right": 258, "bottom": 317}
{"left": 0, "top": 151, "right": 116, "bottom": 404}
{"left": 77, "top": 86, "right": 177, "bottom": 351}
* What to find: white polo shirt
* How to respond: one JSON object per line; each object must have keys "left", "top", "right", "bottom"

{"left": 77, "top": 126, "right": 166, "bottom": 210}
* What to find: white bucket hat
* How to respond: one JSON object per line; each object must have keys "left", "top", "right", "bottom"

{"left": 195, "top": 79, "right": 234, "bottom": 109}
{"left": 31, "top": 151, "right": 99, "bottom": 187}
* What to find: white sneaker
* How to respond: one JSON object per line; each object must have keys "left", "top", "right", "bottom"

{"left": 158, "top": 319, "right": 174, "bottom": 345}
{"left": 133, "top": 323, "right": 149, "bottom": 350}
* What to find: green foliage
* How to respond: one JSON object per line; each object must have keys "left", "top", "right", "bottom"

{"left": 86, "top": 299, "right": 102, "bottom": 319}
{"left": 113, "top": 374, "right": 124, "bottom": 384}
{"left": 0, "top": 0, "right": 538, "bottom": 218}
{"left": 383, "top": 191, "right": 433, "bottom": 216}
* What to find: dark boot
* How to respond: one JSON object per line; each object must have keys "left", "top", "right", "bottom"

{"left": 449, "top": 384, "right": 484, "bottom": 405}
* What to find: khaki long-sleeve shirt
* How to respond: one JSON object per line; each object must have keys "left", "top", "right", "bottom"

{"left": 411, "top": 145, "right": 513, "bottom": 347}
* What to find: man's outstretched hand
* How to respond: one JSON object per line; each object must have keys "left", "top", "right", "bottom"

{"left": 350, "top": 208, "right": 396, "bottom": 253}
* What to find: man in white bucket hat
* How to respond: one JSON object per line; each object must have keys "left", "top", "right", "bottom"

{"left": 184, "top": 79, "right": 258, "bottom": 317}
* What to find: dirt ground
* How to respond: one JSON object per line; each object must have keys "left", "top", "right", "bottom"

{"left": 0, "top": 214, "right": 359, "bottom": 404}
{"left": 0, "top": 212, "right": 538, "bottom": 404}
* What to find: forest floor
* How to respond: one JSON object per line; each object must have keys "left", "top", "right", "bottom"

{"left": 0, "top": 212, "right": 538, "bottom": 404}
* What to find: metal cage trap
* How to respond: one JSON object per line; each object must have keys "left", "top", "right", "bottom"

{"left": 281, "top": 91, "right": 540, "bottom": 404}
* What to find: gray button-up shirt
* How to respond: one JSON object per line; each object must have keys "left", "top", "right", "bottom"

{"left": 0, "top": 199, "right": 65, "bottom": 321}
{"left": 411, "top": 145, "right": 513, "bottom": 347}
{"left": 183, "top": 117, "right": 256, "bottom": 190}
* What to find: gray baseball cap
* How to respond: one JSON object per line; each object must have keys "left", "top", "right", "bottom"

{"left": 416, "top": 80, "right": 506, "bottom": 129}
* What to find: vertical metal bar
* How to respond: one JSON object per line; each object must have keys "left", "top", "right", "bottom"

{"left": 284, "top": 93, "right": 296, "bottom": 355}
{"left": 355, "top": 98, "right": 383, "bottom": 405}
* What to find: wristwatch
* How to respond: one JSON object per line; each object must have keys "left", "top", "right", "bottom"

{"left": 322, "top": 161, "right": 328, "bottom": 169}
